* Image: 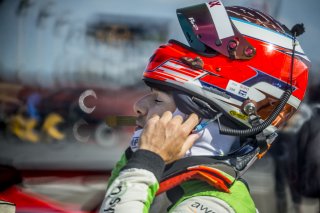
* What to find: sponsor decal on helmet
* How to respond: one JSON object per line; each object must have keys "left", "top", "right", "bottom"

{"left": 202, "top": 85, "right": 231, "bottom": 99}
{"left": 226, "top": 80, "right": 249, "bottom": 99}
{"left": 229, "top": 110, "right": 248, "bottom": 121}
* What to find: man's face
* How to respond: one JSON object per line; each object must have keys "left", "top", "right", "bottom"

{"left": 133, "top": 88, "right": 176, "bottom": 128}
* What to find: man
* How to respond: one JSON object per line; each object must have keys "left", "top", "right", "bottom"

{"left": 100, "top": 1, "right": 310, "bottom": 212}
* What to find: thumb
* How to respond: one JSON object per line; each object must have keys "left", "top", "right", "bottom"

{"left": 180, "top": 133, "right": 200, "bottom": 155}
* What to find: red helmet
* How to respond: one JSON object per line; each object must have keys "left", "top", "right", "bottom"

{"left": 143, "top": 1, "right": 310, "bottom": 138}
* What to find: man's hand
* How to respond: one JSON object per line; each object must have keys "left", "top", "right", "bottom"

{"left": 139, "top": 111, "right": 200, "bottom": 164}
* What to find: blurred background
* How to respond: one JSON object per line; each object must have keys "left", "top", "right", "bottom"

{"left": 0, "top": 0, "right": 319, "bottom": 212}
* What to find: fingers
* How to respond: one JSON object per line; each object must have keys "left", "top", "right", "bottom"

{"left": 170, "top": 114, "right": 183, "bottom": 127}
{"left": 159, "top": 111, "right": 173, "bottom": 125}
{"left": 181, "top": 113, "right": 199, "bottom": 135}
{"left": 145, "top": 112, "right": 198, "bottom": 140}
{"left": 146, "top": 114, "right": 160, "bottom": 128}
{"left": 143, "top": 114, "right": 160, "bottom": 134}
{"left": 180, "top": 133, "right": 200, "bottom": 155}
{"left": 140, "top": 111, "right": 200, "bottom": 164}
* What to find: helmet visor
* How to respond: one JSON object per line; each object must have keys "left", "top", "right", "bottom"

{"left": 177, "top": 1, "right": 255, "bottom": 59}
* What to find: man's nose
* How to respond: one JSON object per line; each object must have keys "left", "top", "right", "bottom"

{"left": 133, "top": 97, "right": 148, "bottom": 116}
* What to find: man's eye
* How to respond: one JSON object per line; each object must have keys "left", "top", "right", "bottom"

{"left": 155, "top": 99, "right": 163, "bottom": 103}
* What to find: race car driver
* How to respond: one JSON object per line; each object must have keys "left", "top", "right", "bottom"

{"left": 99, "top": 1, "right": 310, "bottom": 212}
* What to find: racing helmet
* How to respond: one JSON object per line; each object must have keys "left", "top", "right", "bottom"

{"left": 143, "top": 1, "right": 310, "bottom": 141}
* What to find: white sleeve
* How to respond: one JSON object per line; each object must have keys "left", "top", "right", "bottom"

{"left": 99, "top": 168, "right": 159, "bottom": 213}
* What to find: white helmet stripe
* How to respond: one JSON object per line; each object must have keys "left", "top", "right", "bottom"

{"left": 159, "top": 67, "right": 194, "bottom": 81}
{"left": 231, "top": 17, "right": 307, "bottom": 56}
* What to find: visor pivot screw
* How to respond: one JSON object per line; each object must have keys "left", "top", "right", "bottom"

{"left": 243, "top": 101, "right": 257, "bottom": 116}
{"left": 228, "top": 40, "right": 238, "bottom": 50}
{"left": 215, "top": 39, "right": 222, "bottom": 46}
{"left": 216, "top": 67, "right": 221, "bottom": 72}
{"left": 244, "top": 47, "right": 255, "bottom": 57}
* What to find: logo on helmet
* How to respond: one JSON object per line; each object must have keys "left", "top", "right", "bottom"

{"left": 188, "top": 17, "right": 198, "bottom": 30}
{"left": 208, "top": 0, "right": 221, "bottom": 8}
{"left": 229, "top": 110, "right": 248, "bottom": 121}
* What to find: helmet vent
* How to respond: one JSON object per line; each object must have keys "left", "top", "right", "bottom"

{"left": 180, "top": 56, "right": 204, "bottom": 69}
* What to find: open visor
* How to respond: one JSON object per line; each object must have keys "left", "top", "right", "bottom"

{"left": 177, "top": 1, "right": 256, "bottom": 59}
